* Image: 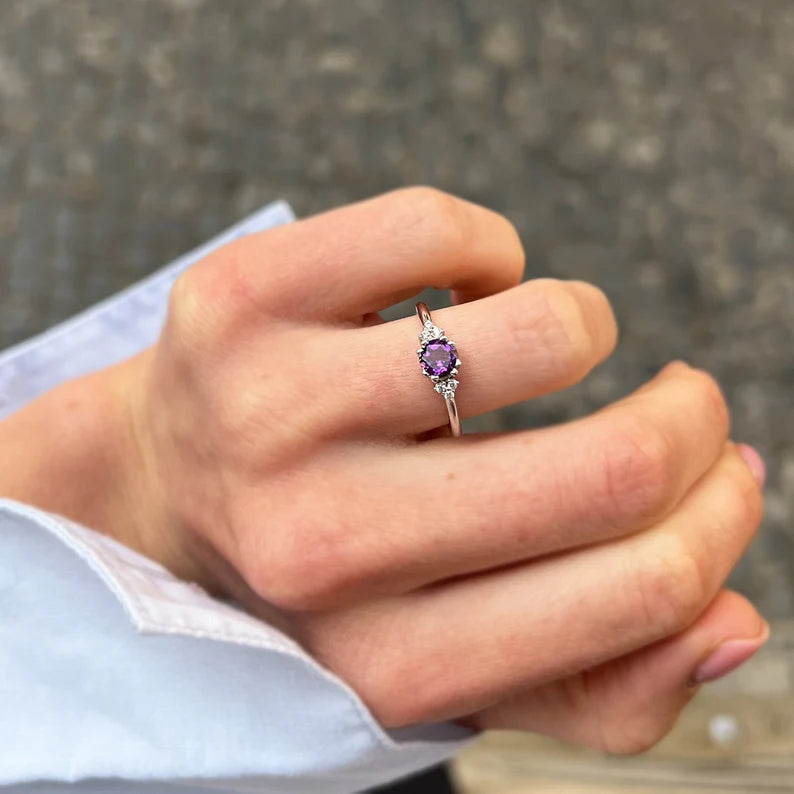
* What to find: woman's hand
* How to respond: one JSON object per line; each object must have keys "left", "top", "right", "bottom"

{"left": 0, "top": 188, "right": 766, "bottom": 754}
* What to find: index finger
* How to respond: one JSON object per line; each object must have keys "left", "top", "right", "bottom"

{"left": 194, "top": 187, "right": 525, "bottom": 322}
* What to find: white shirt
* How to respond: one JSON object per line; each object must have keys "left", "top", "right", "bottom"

{"left": 0, "top": 202, "right": 471, "bottom": 793}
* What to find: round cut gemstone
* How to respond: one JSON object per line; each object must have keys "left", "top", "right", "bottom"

{"left": 419, "top": 339, "right": 457, "bottom": 378}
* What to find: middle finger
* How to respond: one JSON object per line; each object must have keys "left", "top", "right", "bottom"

{"left": 250, "top": 362, "right": 730, "bottom": 610}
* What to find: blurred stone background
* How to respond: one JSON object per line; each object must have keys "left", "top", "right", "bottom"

{"left": 1, "top": 1, "right": 793, "bottom": 790}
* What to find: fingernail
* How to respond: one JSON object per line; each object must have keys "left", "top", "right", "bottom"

{"left": 690, "top": 621, "right": 770, "bottom": 686}
{"left": 737, "top": 443, "right": 766, "bottom": 487}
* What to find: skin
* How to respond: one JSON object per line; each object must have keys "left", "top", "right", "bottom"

{"left": 0, "top": 187, "right": 767, "bottom": 754}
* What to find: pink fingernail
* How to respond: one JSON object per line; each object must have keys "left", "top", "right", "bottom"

{"left": 690, "top": 621, "right": 770, "bottom": 685}
{"left": 737, "top": 443, "right": 766, "bottom": 487}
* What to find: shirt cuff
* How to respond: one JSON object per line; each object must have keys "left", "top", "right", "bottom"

{"left": 0, "top": 500, "right": 472, "bottom": 791}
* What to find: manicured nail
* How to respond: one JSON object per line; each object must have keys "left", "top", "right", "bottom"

{"left": 690, "top": 621, "right": 770, "bottom": 686}
{"left": 737, "top": 443, "right": 766, "bottom": 487}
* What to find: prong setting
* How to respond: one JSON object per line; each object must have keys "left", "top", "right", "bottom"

{"left": 417, "top": 319, "right": 461, "bottom": 396}
{"left": 415, "top": 302, "right": 462, "bottom": 436}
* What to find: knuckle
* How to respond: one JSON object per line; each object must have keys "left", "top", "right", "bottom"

{"left": 489, "top": 212, "right": 526, "bottom": 284}
{"left": 502, "top": 217, "right": 526, "bottom": 281}
{"left": 687, "top": 368, "right": 731, "bottom": 439}
{"left": 633, "top": 533, "right": 708, "bottom": 637}
{"left": 387, "top": 186, "right": 525, "bottom": 288}
{"left": 574, "top": 280, "right": 619, "bottom": 356}
{"left": 396, "top": 185, "right": 458, "bottom": 223}
{"left": 723, "top": 453, "right": 765, "bottom": 538}
{"left": 599, "top": 717, "right": 672, "bottom": 756}
{"left": 393, "top": 186, "right": 469, "bottom": 262}
{"left": 243, "top": 519, "right": 359, "bottom": 612}
{"left": 167, "top": 240, "right": 267, "bottom": 347}
{"left": 601, "top": 415, "right": 679, "bottom": 522}
{"left": 207, "top": 237, "right": 270, "bottom": 316}
{"left": 517, "top": 280, "right": 594, "bottom": 373}
{"left": 167, "top": 268, "right": 212, "bottom": 345}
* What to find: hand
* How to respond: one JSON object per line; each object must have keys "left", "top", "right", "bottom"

{"left": 0, "top": 188, "right": 766, "bottom": 754}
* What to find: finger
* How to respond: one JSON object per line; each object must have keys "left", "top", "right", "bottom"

{"left": 305, "top": 445, "right": 762, "bottom": 726}
{"left": 253, "top": 363, "right": 729, "bottom": 610}
{"left": 315, "top": 277, "right": 617, "bottom": 436}
{"left": 188, "top": 187, "right": 525, "bottom": 323}
{"left": 470, "top": 590, "right": 768, "bottom": 754}
{"left": 360, "top": 361, "right": 729, "bottom": 590}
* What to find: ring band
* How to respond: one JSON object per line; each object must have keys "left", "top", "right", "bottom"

{"left": 415, "top": 301, "right": 462, "bottom": 437}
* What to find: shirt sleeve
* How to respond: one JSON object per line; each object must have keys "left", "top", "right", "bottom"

{"left": 0, "top": 203, "right": 473, "bottom": 793}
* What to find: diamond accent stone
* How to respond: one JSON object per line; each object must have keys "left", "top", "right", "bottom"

{"left": 419, "top": 323, "right": 443, "bottom": 343}
{"left": 434, "top": 378, "right": 459, "bottom": 397}
{"left": 415, "top": 311, "right": 461, "bottom": 406}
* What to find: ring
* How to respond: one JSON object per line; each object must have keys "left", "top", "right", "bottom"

{"left": 415, "top": 302, "right": 462, "bottom": 437}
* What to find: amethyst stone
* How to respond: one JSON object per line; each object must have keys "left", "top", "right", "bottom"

{"left": 419, "top": 339, "right": 457, "bottom": 378}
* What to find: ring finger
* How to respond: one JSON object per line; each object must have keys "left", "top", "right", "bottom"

{"left": 320, "top": 276, "right": 618, "bottom": 437}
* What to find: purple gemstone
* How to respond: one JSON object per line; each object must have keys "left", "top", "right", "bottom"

{"left": 420, "top": 340, "right": 457, "bottom": 378}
